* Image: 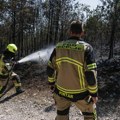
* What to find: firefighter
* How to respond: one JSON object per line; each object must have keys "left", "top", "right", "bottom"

{"left": 47, "top": 20, "right": 98, "bottom": 120}
{"left": 0, "top": 43, "right": 24, "bottom": 98}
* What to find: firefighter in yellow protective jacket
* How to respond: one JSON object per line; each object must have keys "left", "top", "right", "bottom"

{"left": 47, "top": 21, "right": 98, "bottom": 120}
{"left": 0, "top": 44, "right": 24, "bottom": 98}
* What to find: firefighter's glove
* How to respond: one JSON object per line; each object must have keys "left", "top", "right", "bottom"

{"left": 91, "top": 96, "right": 98, "bottom": 104}
{"left": 85, "top": 96, "right": 98, "bottom": 104}
{"left": 85, "top": 96, "right": 93, "bottom": 104}
{"left": 5, "top": 63, "right": 12, "bottom": 71}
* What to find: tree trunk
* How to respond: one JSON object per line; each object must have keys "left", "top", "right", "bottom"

{"left": 108, "top": 0, "right": 118, "bottom": 59}
{"left": 12, "top": 10, "right": 16, "bottom": 43}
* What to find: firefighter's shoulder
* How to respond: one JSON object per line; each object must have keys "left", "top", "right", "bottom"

{"left": 56, "top": 41, "right": 64, "bottom": 47}
{"left": 76, "top": 40, "right": 93, "bottom": 51}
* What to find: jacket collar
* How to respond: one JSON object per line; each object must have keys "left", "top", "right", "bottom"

{"left": 68, "top": 36, "right": 80, "bottom": 40}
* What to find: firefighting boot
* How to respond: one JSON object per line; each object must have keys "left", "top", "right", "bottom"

{"left": 16, "top": 87, "right": 24, "bottom": 94}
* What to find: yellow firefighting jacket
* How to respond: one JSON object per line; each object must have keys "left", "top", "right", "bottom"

{"left": 0, "top": 54, "right": 13, "bottom": 79}
{"left": 47, "top": 36, "right": 98, "bottom": 101}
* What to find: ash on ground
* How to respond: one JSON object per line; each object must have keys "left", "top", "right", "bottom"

{"left": 0, "top": 57, "right": 120, "bottom": 120}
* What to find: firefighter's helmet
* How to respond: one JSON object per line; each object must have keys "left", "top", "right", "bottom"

{"left": 7, "top": 44, "right": 17, "bottom": 53}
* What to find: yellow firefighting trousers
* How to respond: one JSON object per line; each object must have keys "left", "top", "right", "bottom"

{"left": 0, "top": 72, "right": 21, "bottom": 97}
{"left": 54, "top": 93, "right": 97, "bottom": 120}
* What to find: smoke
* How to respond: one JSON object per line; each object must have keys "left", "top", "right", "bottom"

{"left": 18, "top": 45, "right": 54, "bottom": 64}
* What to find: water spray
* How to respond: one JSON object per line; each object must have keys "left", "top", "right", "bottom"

{"left": 18, "top": 46, "right": 54, "bottom": 64}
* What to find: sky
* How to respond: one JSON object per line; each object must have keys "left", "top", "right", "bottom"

{"left": 77, "top": 0, "right": 102, "bottom": 10}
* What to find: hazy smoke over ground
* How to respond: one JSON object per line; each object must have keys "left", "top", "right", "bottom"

{"left": 18, "top": 46, "right": 54, "bottom": 64}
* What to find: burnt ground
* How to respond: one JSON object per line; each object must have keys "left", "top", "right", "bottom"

{"left": 0, "top": 57, "right": 120, "bottom": 120}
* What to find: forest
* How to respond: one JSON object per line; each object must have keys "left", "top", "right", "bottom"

{"left": 0, "top": 0, "right": 120, "bottom": 59}
{"left": 0, "top": 0, "right": 120, "bottom": 120}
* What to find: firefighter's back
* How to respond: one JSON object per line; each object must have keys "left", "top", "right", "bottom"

{"left": 55, "top": 39, "right": 90, "bottom": 100}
